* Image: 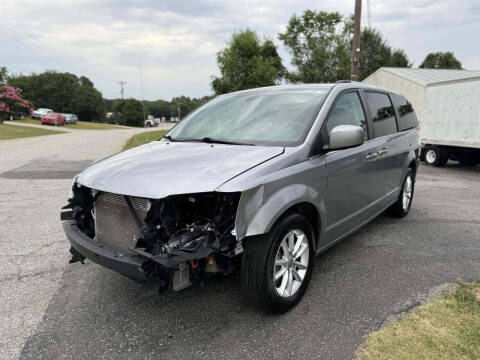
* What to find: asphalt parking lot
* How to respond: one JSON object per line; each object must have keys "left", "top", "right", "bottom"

{"left": 1, "top": 130, "right": 479, "bottom": 360}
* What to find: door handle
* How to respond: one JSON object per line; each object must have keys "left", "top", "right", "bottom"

{"left": 378, "top": 148, "right": 388, "bottom": 156}
{"left": 366, "top": 152, "right": 378, "bottom": 160}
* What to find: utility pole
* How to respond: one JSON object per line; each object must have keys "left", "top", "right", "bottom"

{"left": 117, "top": 80, "right": 126, "bottom": 99}
{"left": 366, "top": 0, "right": 371, "bottom": 28}
{"left": 138, "top": 57, "right": 146, "bottom": 125}
{"left": 350, "top": 0, "right": 362, "bottom": 81}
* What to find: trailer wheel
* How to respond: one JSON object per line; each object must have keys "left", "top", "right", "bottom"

{"left": 424, "top": 146, "right": 447, "bottom": 167}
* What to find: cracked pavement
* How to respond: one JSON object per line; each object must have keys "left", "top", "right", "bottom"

{"left": 1, "top": 125, "right": 479, "bottom": 359}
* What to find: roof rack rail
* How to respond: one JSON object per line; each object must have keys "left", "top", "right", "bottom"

{"left": 335, "top": 80, "right": 356, "bottom": 83}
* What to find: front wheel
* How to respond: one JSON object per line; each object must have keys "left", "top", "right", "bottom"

{"left": 241, "top": 213, "right": 314, "bottom": 313}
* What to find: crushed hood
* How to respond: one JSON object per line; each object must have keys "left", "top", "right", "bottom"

{"left": 77, "top": 140, "right": 284, "bottom": 199}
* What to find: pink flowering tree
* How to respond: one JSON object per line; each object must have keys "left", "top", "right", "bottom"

{"left": 0, "top": 85, "right": 33, "bottom": 124}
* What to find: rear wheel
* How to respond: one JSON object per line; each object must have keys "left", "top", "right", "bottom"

{"left": 241, "top": 213, "right": 314, "bottom": 313}
{"left": 388, "top": 169, "right": 415, "bottom": 217}
{"left": 424, "top": 146, "right": 447, "bottom": 167}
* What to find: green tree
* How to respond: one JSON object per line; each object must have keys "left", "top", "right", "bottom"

{"left": 279, "top": 10, "right": 351, "bottom": 83}
{"left": 146, "top": 99, "right": 172, "bottom": 119}
{"left": 279, "top": 11, "right": 412, "bottom": 83}
{"left": 358, "top": 28, "right": 411, "bottom": 80}
{"left": 8, "top": 71, "right": 105, "bottom": 121}
{"left": 73, "top": 78, "right": 106, "bottom": 122}
{"left": 114, "top": 98, "right": 143, "bottom": 127}
{"left": 419, "top": 52, "right": 462, "bottom": 69}
{"left": 390, "top": 49, "right": 411, "bottom": 67}
{"left": 212, "top": 29, "right": 284, "bottom": 94}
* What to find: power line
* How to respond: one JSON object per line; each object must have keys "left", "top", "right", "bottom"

{"left": 0, "top": 60, "right": 25, "bottom": 74}
{"left": 0, "top": 19, "right": 58, "bottom": 60}
{"left": 0, "top": 19, "right": 118, "bottom": 85}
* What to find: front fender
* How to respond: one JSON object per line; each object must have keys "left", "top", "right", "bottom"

{"left": 235, "top": 183, "right": 324, "bottom": 241}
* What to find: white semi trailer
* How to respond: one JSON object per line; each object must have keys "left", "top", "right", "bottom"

{"left": 364, "top": 68, "right": 480, "bottom": 166}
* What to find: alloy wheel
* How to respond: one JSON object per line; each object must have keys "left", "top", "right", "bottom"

{"left": 402, "top": 175, "right": 413, "bottom": 211}
{"left": 273, "top": 229, "right": 309, "bottom": 298}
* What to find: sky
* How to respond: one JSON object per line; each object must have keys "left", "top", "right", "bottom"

{"left": 1, "top": 0, "right": 479, "bottom": 100}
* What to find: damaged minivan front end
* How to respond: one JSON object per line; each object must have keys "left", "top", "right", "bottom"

{"left": 63, "top": 183, "right": 243, "bottom": 292}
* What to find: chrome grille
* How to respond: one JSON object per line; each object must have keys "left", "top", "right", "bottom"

{"left": 94, "top": 192, "right": 149, "bottom": 252}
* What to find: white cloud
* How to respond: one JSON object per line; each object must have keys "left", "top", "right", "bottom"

{"left": 0, "top": 0, "right": 479, "bottom": 100}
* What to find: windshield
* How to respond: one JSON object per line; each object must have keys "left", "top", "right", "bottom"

{"left": 166, "top": 88, "right": 330, "bottom": 146}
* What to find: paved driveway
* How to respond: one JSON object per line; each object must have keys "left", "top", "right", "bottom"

{"left": 1, "top": 131, "right": 479, "bottom": 359}
{"left": 0, "top": 126, "right": 157, "bottom": 360}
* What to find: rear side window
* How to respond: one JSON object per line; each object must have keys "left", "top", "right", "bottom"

{"left": 365, "top": 92, "right": 397, "bottom": 137}
{"left": 391, "top": 94, "right": 418, "bottom": 131}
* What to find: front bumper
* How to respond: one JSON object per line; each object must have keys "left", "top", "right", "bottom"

{"left": 63, "top": 220, "right": 146, "bottom": 282}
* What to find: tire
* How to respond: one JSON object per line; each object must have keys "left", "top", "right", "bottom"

{"left": 241, "top": 213, "right": 314, "bottom": 313}
{"left": 419, "top": 148, "right": 426, "bottom": 162}
{"left": 424, "top": 146, "right": 447, "bottom": 167}
{"left": 388, "top": 169, "right": 415, "bottom": 218}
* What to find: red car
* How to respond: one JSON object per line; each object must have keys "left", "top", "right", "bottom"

{"left": 41, "top": 112, "right": 66, "bottom": 126}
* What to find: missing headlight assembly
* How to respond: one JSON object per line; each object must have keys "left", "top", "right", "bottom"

{"left": 63, "top": 185, "right": 241, "bottom": 293}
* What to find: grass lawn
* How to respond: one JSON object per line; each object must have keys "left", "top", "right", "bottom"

{"left": 0, "top": 123, "right": 63, "bottom": 140}
{"left": 65, "top": 121, "right": 127, "bottom": 130}
{"left": 12, "top": 117, "right": 127, "bottom": 130}
{"left": 356, "top": 281, "right": 480, "bottom": 360}
{"left": 123, "top": 129, "right": 168, "bottom": 151}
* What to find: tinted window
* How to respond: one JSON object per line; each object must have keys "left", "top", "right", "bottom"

{"left": 391, "top": 94, "right": 418, "bottom": 131}
{"left": 365, "top": 92, "right": 397, "bottom": 137}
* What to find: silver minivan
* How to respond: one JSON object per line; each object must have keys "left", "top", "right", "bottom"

{"left": 62, "top": 82, "right": 419, "bottom": 313}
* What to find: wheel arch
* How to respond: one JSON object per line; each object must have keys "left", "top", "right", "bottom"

{"left": 280, "top": 202, "right": 320, "bottom": 249}
{"left": 408, "top": 158, "right": 418, "bottom": 176}
{"left": 235, "top": 184, "right": 324, "bottom": 251}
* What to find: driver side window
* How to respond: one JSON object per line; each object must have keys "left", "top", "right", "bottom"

{"left": 326, "top": 92, "right": 367, "bottom": 138}
{"left": 312, "top": 91, "right": 368, "bottom": 156}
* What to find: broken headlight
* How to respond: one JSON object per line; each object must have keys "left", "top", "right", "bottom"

{"left": 68, "top": 174, "right": 80, "bottom": 201}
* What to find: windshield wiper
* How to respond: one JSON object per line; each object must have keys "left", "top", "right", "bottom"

{"left": 162, "top": 135, "right": 178, "bottom": 142}
{"left": 200, "top": 137, "right": 255, "bottom": 146}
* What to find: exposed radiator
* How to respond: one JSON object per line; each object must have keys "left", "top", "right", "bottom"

{"left": 94, "top": 192, "right": 149, "bottom": 252}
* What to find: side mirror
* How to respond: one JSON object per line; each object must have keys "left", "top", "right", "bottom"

{"left": 329, "top": 125, "right": 365, "bottom": 150}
